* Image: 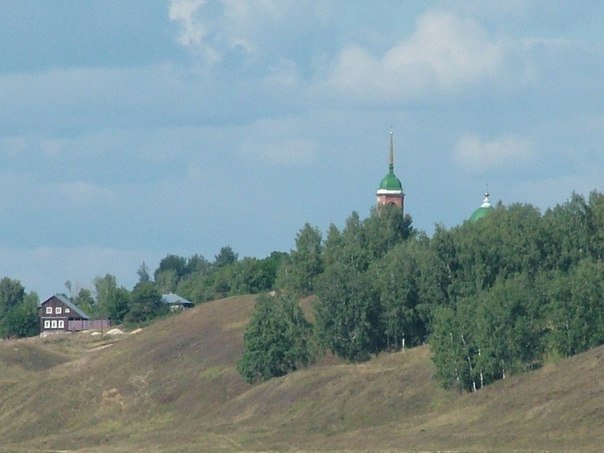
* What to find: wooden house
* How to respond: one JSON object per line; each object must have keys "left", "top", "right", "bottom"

{"left": 39, "top": 294, "right": 109, "bottom": 334}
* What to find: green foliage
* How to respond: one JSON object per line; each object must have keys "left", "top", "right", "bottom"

{"left": 337, "top": 211, "right": 372, "bottom": 272}
{"left": 0, "top": 278, "right": 35, "bottom": 339}
{"left": 0, "top": 277, "right": 25, "bottom": 318}
{"left": 214, "top": 246, "right": 238, "bottom": 268}
{"left": 429, "top": 192, "right": 604, "bottom": 391}
{"left": 109, "top": 188, "right": 604, "bottom": 393}
{"left": 429, "top": 306, "right": 466, "bottom": 391}
{"left": 153, "top": 254, "right": 192, "bottom": 293}
{"left": 154, "top": 255, "right": 187, "bottom": 281}
{"left": 73, "top": 288, "right": 95, "bottom": 316}
{"left": 158, "top": 248, "right": 281, "bottom": 303}
{"left": 364, "top": 205, "right": 413, "bottom": 260}
{"left": 237, "top": 295, "right": 314, "bottom": 383}
{"left": 155, "top": 268, "right": 179, "bottom": 294}
{"left": 547, "top": 259, "right": 604, "bottom": 356}
{"left": 137, "top": 262, "right": 152, "bottom": 283}
{"left": 0, "top": 292, "right": 39, "bottom": 339}
{"left": 230, "top": 257, "right": 282, "bottom": 295}
{"left": 276, "top": 223, "right": 323, "bottom": 296}
{"left": 94, "top": 274, "right": 130, "bottom": 324}
{"left": 185, "top": 254, "right": 212, "bottom": 275}
{"left": 112, "top": 287, "right": 131, "bottom": 323}
{"left": 374, "top": 241, "right": 430, "bottom": 350}
{"left": 312, "top": 209, "right": 417, "bottom": 361}
{"left": 124, "top": 282, "right": 166, "bottom": 325}
{"left": 432, "top": 274, "right": 546, "bottom": 392}
{"left": 315, "top": 262, "right": 382, "bottom": 362}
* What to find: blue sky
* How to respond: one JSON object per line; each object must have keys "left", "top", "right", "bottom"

{"left": 1, "top": 0, "right": 603, "bottom": 297}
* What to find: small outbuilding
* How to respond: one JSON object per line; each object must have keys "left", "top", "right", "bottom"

{"left": 161, "top": 293, "right": 194, "bottom": 311}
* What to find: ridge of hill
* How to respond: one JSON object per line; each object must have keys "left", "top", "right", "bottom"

{"left": 0, "top": 295, "right": 602, "bottom": 452}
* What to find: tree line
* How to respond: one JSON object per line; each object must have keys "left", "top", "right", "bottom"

{"left": 62, "top": 246, "right": 286, "bottom": 328}
{"left": 239, "top": 192, "right": 604, "bottom": 390}
{"left": 0, "top": 245, "right": 285, "bottom": 339}
{"left": 4, "top": 189, "right": 603, "bottom": 395}
{"left": 0, "top": 278, "right": 39, "bottom": 338}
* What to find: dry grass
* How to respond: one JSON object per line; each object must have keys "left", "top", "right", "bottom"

{"left": 0, "top": 294, "right": 603, "bottom": 452}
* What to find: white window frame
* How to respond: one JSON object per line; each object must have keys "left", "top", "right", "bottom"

{"left": 58, "top": 320, "right": 64, "bottom": 329}
{"left": 51, "top": 320, "right": 57, "bottom": 329}
{"left": 44, "top": 320, "right": 50, "bottom": 328}
{"left": 65, "top": 308, "right": 71, "bottom": 314}
{"left": 46, "top": 306, "right": 52, "bottom": 314}
{"left": 56, "top": 307, "right": 62, "bottom": 315}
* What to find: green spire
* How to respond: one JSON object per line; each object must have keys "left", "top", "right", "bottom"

{"left": 377, "top": 132, "right": 403, "bottom": 192}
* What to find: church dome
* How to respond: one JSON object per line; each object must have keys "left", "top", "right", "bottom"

{"left": 470, "top": 192, "right": 495, "bottom": 222}
{"left": 378, "top": 170, "right": 403, "bottom": 192}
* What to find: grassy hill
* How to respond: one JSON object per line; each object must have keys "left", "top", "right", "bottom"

{"left": 0, "top": 295, "right": 603, "bottom": 452}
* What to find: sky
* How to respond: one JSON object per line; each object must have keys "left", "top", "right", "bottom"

{"left": 1, "top": 0, "right": 603, "bottom": 297}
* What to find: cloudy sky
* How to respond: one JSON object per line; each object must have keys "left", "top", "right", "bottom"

{"left": 1, "top": 0, "right": 603, "bottom": 296}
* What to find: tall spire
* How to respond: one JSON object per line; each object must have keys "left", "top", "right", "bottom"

{"left": 377, "top": 131, "right": 404, "bottom": 211}
{"left": 389, "top": 131, "right": 394, "bottom": 173}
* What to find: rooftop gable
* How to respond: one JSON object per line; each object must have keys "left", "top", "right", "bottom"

{"left": 161, "top": 293, "right": 193, "bottom": 306}
{"left": 40, "top": 294, "right": 90, "bottom": 319}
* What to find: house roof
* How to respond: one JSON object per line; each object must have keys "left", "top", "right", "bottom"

{"left": 161, "top": 293, "right": 193, "bottom": 306}
{"left": 40, "top": 294, "right": 90, "bottom": 319}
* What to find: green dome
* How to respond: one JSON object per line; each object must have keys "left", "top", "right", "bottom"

{"left": 470, "top": 206, "right": 495, "bottom": 222}
{"left": 379, "top": 170, "right": 403, "bottom": 191}
{"left": 470, "top": 193, "right": 495, "bottom": 222}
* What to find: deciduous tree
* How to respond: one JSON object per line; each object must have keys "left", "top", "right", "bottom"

{"left": 237, "top": 294, "right": 313, "bottom": 383}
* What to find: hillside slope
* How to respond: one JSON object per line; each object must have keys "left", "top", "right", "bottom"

{"left": 0, "top": 295, "right": 602, "bottom": 452}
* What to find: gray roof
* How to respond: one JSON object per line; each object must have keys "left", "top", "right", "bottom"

{"left": 161, "top": 293, "right": 193, "bottom": 306}
{"left": 40, "top": 294, "right": 90, "bottom": 319}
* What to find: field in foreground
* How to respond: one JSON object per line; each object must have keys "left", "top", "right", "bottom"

{"left": 0, "top": 295, "right": 602, "bottom": 452}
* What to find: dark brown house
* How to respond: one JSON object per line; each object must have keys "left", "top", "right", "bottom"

{"left": 38, "top": 294, "right": 109, "bottom": 334}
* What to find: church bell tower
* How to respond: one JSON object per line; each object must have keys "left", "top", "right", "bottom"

{"left": 376, "top": 132, "right": 404, "bottom": 211}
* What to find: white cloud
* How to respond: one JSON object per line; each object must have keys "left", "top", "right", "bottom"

{"left": 168, "top": 0, "right": 331, "bottom": 68}
{"left": 326, "top": 10, "right": 504, "bottom": 100}
{"left": 168, "top": 0, "right": 224, "bottom": 63}
{"left": 169, "top": 0, "right": 207, "bottom": 46}
{"left": 454, "top": 134, "right": 534, "bottom": 172}
{"left": 220, "top": 0, "right": 298, "bottom": 55}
